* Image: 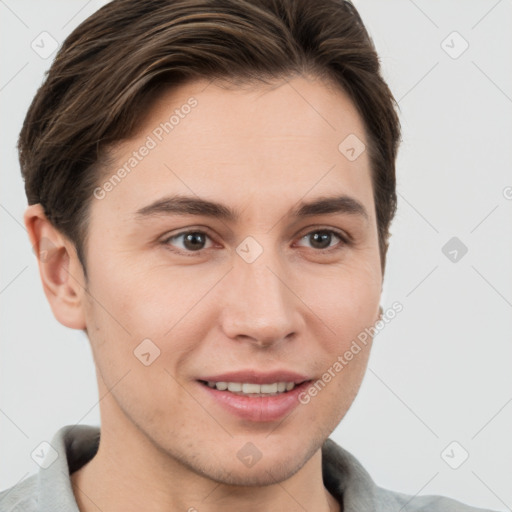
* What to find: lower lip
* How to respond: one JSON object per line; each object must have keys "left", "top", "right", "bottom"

{"left": 197, "top": 381, "right": 312, "bottom": 422}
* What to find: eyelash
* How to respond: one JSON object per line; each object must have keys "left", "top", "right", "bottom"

{"left": 161, "top": 227, "right": 350, "bottom": 257}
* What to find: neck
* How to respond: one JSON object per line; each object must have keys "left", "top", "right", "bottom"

{"left": 70, "top": 418, "right": 339, "bottom": 512}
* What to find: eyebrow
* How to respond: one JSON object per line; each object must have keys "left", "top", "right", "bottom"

{"left": 134, "top": 194, "right": 369, "bottom": 223}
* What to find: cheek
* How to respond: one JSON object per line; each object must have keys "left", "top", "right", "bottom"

{"left": 295, "top": 257, "right": 380, "bottom": 401}
{"left": 302, "top": 258, "right": 381, "bottom": 335}
{"left": 82, "top": 254, "right": 219, "bottom": 385}
{"left": 85, "top": 249, "right": 200, "bottom": 334}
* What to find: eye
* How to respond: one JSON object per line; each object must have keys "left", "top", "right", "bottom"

{"left": 162, "top": 230, "right": 214, "bottom": 253}
{"left": 295, "top": 229, "right": 347, "bottom": 252}
{"left": 162, "top": 227, "right": 349, "bottom": 256}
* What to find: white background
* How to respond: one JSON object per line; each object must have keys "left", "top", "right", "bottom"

{"left": 1, "top": 0, "right": 511, "bottom": 510}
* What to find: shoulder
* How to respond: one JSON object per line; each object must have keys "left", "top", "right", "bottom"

{"left": 0, "top": 474, "right": 39, "bottom": 512}
{"left": 322, "top": 438, "right": 498, "bottom": 512}
{"left": 0, "top": 424, "right": 99, "bottom": 512}
{"left": 374, "top": 485, "right": 497, "bottom": 512}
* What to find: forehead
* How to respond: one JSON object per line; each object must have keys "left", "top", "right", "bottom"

{"left": 94, "top": 75, "right": 374, "bottom": 222}
{"left": 136, "top": 75, "right": 368, "bottom": 157}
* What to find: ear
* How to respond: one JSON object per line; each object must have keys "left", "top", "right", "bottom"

{"left": 24, "top": 204, "right": 87, "bottom": 330}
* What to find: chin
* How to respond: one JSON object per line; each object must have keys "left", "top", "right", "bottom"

{"left": 184, "top": 436, "right": 321, "bottom": 488}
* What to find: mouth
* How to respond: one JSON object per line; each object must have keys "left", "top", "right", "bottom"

{"left": 195, "top": 372, "right": 313, "bottom": 422}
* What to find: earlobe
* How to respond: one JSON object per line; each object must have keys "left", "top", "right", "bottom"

{"left": 24, "top": 204, "right": 87, "bottom": 330}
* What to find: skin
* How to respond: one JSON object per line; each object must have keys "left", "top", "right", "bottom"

{"left": 25, "top": 74, "right": 383, "bottom": 512}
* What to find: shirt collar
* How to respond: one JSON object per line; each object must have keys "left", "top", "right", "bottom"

{"left": 38, "top": 424, "right": 100, "bottom": 511}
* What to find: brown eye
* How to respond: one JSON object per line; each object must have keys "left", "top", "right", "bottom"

{"left": 164, "top": 231, "right": 213, "bottom": 253}
{"left": 297, "top": 229, "right": 346, "bottom": 251}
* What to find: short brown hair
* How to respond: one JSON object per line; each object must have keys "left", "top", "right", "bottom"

{"left": 19, "top": 0, "right": 401, "bottom": 277}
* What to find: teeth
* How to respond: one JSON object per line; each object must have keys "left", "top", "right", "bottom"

{"left": 242, "top": 383, "right": 261, "bottom": 394}
{"left": 260, "top": 383, "right": 278, "bottom": 393}
{"left": 205, "top": 381, "right": 298, "bottom": 394}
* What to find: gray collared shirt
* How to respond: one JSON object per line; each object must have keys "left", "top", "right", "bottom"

{"left": 0, "top": 424, "right": 496, "bottom": 511}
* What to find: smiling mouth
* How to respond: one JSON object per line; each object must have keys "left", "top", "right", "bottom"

{"left": 197, "top": 379, "right": 311, "bottom": 397}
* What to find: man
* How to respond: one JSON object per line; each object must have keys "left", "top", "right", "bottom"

{"left": 0, "top": 0, "right": 497, "bottom": 511}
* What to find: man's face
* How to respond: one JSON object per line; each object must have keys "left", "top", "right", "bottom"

{"left": 80, "top": 75, "right": 382, "bottom": 484}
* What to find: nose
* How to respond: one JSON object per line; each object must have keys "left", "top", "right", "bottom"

{"left": 219, "top": 249, "right": 302, "bottom": 348}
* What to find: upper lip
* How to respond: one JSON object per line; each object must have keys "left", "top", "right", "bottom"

{"left": 198, "top": 370, "right": 311, "bottom": 385}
